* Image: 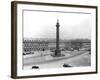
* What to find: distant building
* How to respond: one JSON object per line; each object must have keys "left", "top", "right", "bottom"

{"left": 23, "top": 39, "right": 48, "bottom": 52}
{"left": 23, "top": 38, "right": 91, "bottom": 54}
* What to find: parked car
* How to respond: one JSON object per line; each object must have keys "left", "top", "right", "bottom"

{"left": 32, "top": 66, "right": 39, "bottom": 69}
{"left": 23, "top": 51, "right": 34, "bottom": 55}
{"left": 23, "top": 52, "right": 30, "bottom": 55}
{"left": 63, "top": 63, "right": 72, "bottom": 67}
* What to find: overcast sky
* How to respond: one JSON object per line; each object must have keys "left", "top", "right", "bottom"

{"left": 23, "top": 10, "right": 91, "bottom": 40}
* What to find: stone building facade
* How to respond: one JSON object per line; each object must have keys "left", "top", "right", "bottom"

{"left": 23, "top": 38, "right": 91, "bottom": 54}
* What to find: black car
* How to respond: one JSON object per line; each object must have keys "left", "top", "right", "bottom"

{"left": 32, "top": 66, "right": 39, "bottom": 69}
{"left": 63, "top": 64, "right": 72, "bottom": 67}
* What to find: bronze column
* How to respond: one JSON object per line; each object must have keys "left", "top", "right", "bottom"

{"left": 55, "top": 19, "right": 61, "bottom": 56}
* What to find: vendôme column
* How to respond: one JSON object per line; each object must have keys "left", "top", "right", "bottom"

{"left": 54, "top": 19, "right": 61, "bottom": 57}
